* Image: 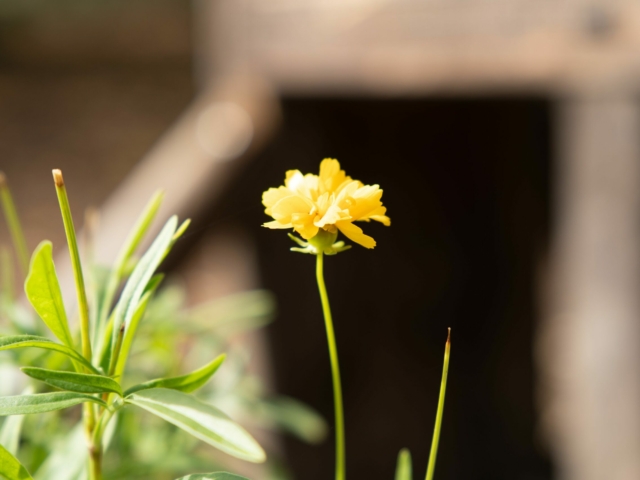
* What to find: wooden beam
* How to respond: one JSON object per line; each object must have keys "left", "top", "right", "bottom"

{"left": 540, "top": 95, "right": 640, "bottom": 480}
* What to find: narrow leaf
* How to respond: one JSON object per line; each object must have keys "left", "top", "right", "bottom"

{"left": 0, "top": 443, "right": 33, "bottom": 480}
{"left": 0, "top": 335, "right": 98, "bottom": 373}
{"left": 21, "top": 367, "right": 122, "bottom": 396}
{"left": 249, "top": 396, "right": 327, "bottom": 444}
{"left": 186, "top": 290, "right": 275, "bottom": 336}
{"left": 112, "top": 216, "right": 177, "bottom": 348}
{"left": 97, "top": 190, "right": 164, "bottom": 335}
{"left": 175, "top": 474, "right": 249, "bottom": 480}
{"left": 35, "top": 424, "right": 87, "bottom": 480}
{"left": 0, "top": 416, "right": 24, "bottom": 456}
{"left": 125, "top": 354, "right": 225, "bottom": 396}
{"left": 0, "top": 172, "right": 30, "bottom": 276}
{"left": 395, "top": 448, "right": 413, "bottom": 480}
{"left": 37, "top": 417, "right": 115, "bottom": 480}
{"left": 126, "top": 388, "right": 265, "bottom": 463}
{"left": 113, "top": 281, "right": 160, "bottom": 378}
{"left": 0, "top": 392, "right": 106, "bottom": 415}
{"left": 0, "top": 387, "right": 32, "bottom": 455}
{"left": 425, "top": 329, "right": 451, "bottom": 480}
{"left": 114, "top": 191, "right": 165, "bottom": 279}
{"left": 1, "top": 245, "right": 15, "bottom": 303}
{"left": 173, "top": 219, "right": 191, "bottom": 242}
{"left": 24, "top": 241, "right": 74, "bottom": 347}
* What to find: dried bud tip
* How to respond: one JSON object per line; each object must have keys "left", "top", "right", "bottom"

{"left": 446, "top": 327, "right": 451, "bottom": 344}
{"left": 0, "top": 171, "right": 5, "bottom": 187}
{"left": 52, "top": 169, "right": 64, "bottom": 187}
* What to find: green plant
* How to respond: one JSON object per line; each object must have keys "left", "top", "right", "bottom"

{"left": 1, "top": 158, "right": 451, "bottom": 480}
{"left": 0, "top": 170, "right": 266, "bottom": 479}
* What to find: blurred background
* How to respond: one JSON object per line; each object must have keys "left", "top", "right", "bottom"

{"left": 2, "top": 1, "right": 640, "bottom": 479}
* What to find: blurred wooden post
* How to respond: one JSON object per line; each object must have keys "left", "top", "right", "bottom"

{"left": 541, "top": 96, "right": 640, "bottom": 480}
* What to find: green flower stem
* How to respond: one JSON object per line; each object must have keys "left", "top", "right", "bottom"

{"left": 425, "top": 329, "right": 451, "bottom": 480}
{"left": 315, "top": 252, "right": 346, "bottom": 480}
{"left": 0, "top": 172, "right": 30, "bottom": 276}
{"left": 52, "top": 170, "right": 98, "bottom": 478}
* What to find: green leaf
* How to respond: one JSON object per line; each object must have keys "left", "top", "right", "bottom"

{"left": 1, "top": 245, "right": 15, "bottom": 304}
{"left": 21, "top": 367, "right": 122, "bottom": 396}
{"left": 0, "top": 387, "right": 32, "bottom": 455}
{"left": 395, "top": 448, "right": 413, "bottom": 480}
{"left": 37, "top": 416, "right": 116, "bottom": 480}
{"left": 97, "top": 191, "right": 164, "bottom": 335}
{"left": 0, "top": 415, "right": 24, "bottom": 456}
{"left": 186, "top": 290, "right": 275, "bottom": 336}
{"left": 0, "top": 392, "right": 106, "bottom": 415}
{"left": 173, "top": 219, "right": 191, "bottom": 243}
{"left": 0, "top": 443, "right": 33, "bottom": 480}
{"left": 35, "top": 423, "right": 86, "bottom": 480}
{"left": 112, "top": 216, "right": 177, "bottom": 349}
{"left": 426, "top": 329, "right": 451, "bottom": 480}
{"left": 96, "top": 273, "right": 164, "bottom": 372}
{"left": 126, "top": 388, "right": 265, "bottom": 463}
{"left": 125, "top": 354, "right": 225, "bottom": 396}
{"left": 114, "top": 191, "right": 165, "bottom": 280}
{"left": 0, "top": 335, "right": 98, "bottom": 373}
{"left": 250, "top": 396, "right": 328, "bottom": 444}
{"left": 174, "top": 474, "right": 249, "bottom": 480}
{"left": 113, "top": 278, "right": 162, "bottom": 378}
{"left": 24, "top": 241, "right": 74, "bottom": 348}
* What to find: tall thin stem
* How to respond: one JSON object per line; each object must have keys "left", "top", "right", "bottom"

{"left": 315, "top": 253, "right": 346, "bottom": 480}
{"left": 0, "top": 172, "right": 30, "bottom": 276}
{"left": 52, "top": 170, "right": 98, "bottom": 478}
{"left": 52, "top": 170, "right": 92, "bottom": 362}
{"left": 425, "top": 329, "right": 451, "bottom": 480}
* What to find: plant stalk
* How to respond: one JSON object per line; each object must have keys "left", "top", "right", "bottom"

{"left": 52, "top": 170, "right": 99, "bottom": 478}
{"left": 315, "top": 253, "right": 346, "bottom": 480}
{"left": 425, "top": 328, "right": 451, "bottom": 480}
{"left": 52, "top": 170, "right": 93, "bottom": 363}
{"left": 0, "top": 172, "right": 30, "bottom": 276}
{"left": 89, "top": 444, "right": 102, "bottom": 480}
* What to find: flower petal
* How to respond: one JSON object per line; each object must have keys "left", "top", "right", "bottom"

{"left": 337, "top": 221, "right": 376, "bottom": 249}
{"left": 263, "top": 220, "right": 292, "bottom": 229}
{"left": 369, "top": 214, "right": 391, "bottom": 226}
{"left": 315, "top": 204, "right": 351, "bottom": 228}
{"left": 262, "top": 186, "right": 293, "bottom": 215}
{"left": 271, "top": 195, "right": 314, "bottom": 223}
{"left": 292, "top": 214, "right": 319, "bottom": 239}
{"left": 319, "top": 158, "right": 352, "bottom": 194}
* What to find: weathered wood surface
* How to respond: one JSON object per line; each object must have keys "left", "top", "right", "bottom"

{"left": 210, "top": 0, "right": 640, "bottom": 94}
{"left": 540, "top": 96, "right": 640, "bottom": 480}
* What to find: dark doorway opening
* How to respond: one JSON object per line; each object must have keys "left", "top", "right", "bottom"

{"left": 214, "top": 97, "right": 554, "bottom": 480}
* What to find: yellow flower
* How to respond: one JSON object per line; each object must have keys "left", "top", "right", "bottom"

{"left": 262, "top": 159, "right": 390, "bottom": 249}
